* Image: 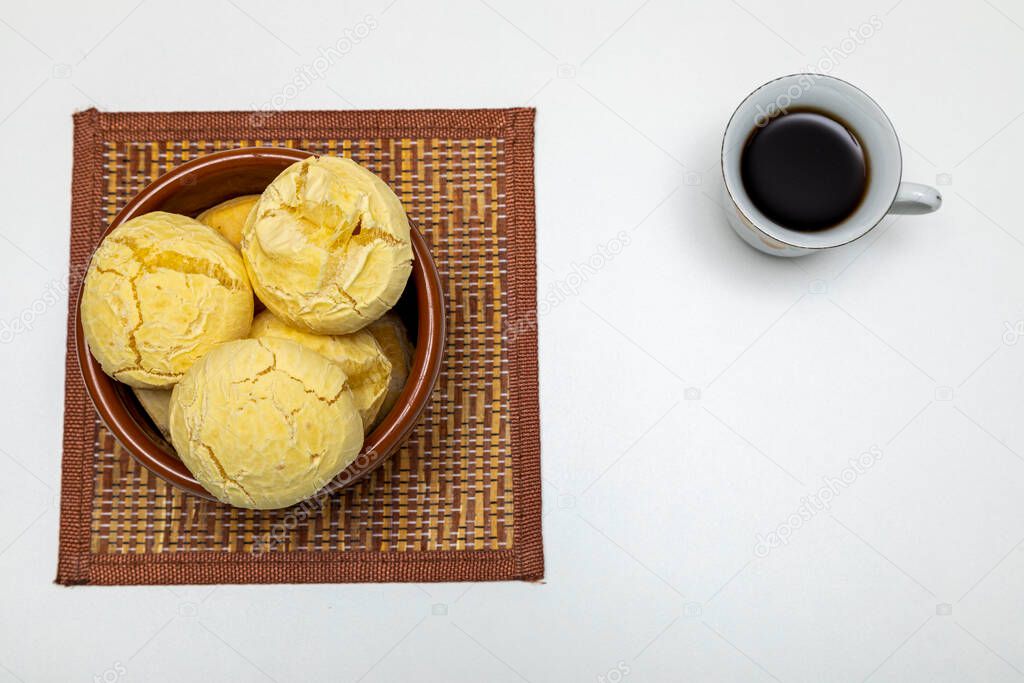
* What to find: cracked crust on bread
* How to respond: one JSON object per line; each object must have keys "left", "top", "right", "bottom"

{"left": 80, "top": 211, "right": 254, "bottom": 389}
{"left": 168, "top": 337, "right": 363, "bottom": 509}
{"left": 248, "top": 309, "right": 392, "bottom": 433}
{"left": 240, "top": 156, "right": 413, "bottom": 335}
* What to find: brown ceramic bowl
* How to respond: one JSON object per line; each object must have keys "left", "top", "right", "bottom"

{"left": 75, "top": 147, "right": 445, "bottom": 501}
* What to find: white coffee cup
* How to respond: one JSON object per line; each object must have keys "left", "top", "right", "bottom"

{"left": 721, "top": 74, "right": 941, "bottom": 257}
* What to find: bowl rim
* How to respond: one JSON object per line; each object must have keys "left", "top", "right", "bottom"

{"left": 74, "top": 146, "right": 446, "bottom": 502}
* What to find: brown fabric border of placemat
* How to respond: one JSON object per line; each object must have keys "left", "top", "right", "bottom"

{"left": 56, "top": 107, "right": 543, "bottom": 585}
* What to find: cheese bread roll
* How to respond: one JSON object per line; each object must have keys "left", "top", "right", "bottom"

{"left": 169, "top": 337, "right": 363, "bottom": 509}
{"left": 80, "top": 211, "right": 253, "bottom": 389}
{"left": 241, "top": 156, "right": 413, "bottom": 334}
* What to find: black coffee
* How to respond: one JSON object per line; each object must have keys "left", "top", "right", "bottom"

{"left": 740, "top": 110, "right": 867, "bottom": 231}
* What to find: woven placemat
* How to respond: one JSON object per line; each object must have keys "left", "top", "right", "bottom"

{"left": 56, "top": 108, "right": 542, "bottom": 585}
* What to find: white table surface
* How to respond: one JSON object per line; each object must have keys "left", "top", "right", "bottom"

{"left": 2, "top": 0, "right": 1024, "bottom": 680}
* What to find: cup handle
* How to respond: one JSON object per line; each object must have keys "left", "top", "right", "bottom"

{"left": 891, "top": 182, "right": 942, "bottom": 215}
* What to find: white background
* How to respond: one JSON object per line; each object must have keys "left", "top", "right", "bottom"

{"left": 1, "top": 0, "right": 1023, "bottom": 681}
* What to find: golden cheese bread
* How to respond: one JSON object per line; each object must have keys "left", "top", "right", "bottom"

{"left": 196, "top": 195, "right": 260, "bottom": 248}
{"left": 240, "top": 156, "right": 413, "bottom": 335}
{"left": 248, "top": 310, "right": 392, "bottom": 432}
{"left": 168, "top": 337, "right": 363, "bottom": 509}
{"left": 365, "top": 311, "right": 414, "bottom": 429}
{"left": 80, "top": 211, "right": 254, "bottom": 389}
